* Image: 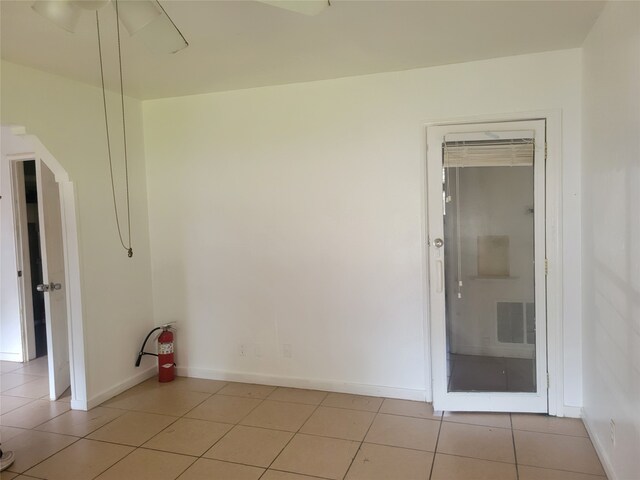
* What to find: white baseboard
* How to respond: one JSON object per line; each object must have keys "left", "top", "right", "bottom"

{"left": 70, "top": 399, "right": 88, "bottom": 410}
{"left": 561, "top": 405, "right": 582, "bottom": 418}
{"left": 582, "top": 409, "right": 617, "bottom": 480}
{"left": 176, "top": 366, "right": 428, "bottom": 401}
{"left": 0, "top": 352, "right": 23, "bottom": 362}
{"left": 83, "top": 366, "right": 157, "bottom": 411}
{"left": 452, "top": 344, "right": 534, "bottom": 359}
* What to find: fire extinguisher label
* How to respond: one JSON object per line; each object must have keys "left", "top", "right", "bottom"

{"left": 161, "top": 363, "right": 173, "bottom": 369}
{"left": 159, "top": 343, "right": 173, "bottom": 354}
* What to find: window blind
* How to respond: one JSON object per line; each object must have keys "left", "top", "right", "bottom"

{"left": 443, "top": 138, "right": 535, "bottom": 168}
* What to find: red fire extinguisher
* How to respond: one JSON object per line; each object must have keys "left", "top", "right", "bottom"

{"left": 157, "top": 327, "right": 175, "bottom": 382}
{"left": 135, "top": 324, "right": 175, "bottom": 382}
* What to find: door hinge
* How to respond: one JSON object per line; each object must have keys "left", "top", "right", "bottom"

{"left": 18, "top": 270, "right": 22, "bottom": 277}
{"left": 544, "top": 142, "right": 548, "bottom": 160}
{"left": 545, "top": 258, "right": 548, "bottom": 276}
{"left": 547, "top": 372, "right": 550, "bottom": 389}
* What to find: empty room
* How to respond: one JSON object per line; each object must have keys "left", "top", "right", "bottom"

{"left": 0, "top": 1, "right": 638, "bottom": 479}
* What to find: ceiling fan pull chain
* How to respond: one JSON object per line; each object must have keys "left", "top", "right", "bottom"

{"left": 114, "top": 0, "right": 133, "bottom": 257}
{"left": 96, "top": 8, "right": 133, "bottom": 258}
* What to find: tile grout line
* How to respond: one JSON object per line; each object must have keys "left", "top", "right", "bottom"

{"left": 257, "top": 390, "right": 330, "bottom": 480}
{"left": 21, "top": 383, "right": 221, "bottom": 479}
{"left": 510, "top": 413, "right": 520, "bottom": 480}
{"left": 427, "top": 412, "right": 443, "bottom": 480}
{"left": 158, "top": 383, "right": 268, "bottom": 479}
{"left": 339, "top": 394, "right": 386, "bottom": 480}
{"left": 8, "top": 376, "right": 602, "bottom": 480}
{"left": 88, "top": 384, "right": 228, "bottom": 480}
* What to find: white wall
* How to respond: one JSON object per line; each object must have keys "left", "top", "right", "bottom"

{"left": 143, "top": 49, "right": 583, "bottom": 405}
{"left": 0, "top": 61, "right": 155, "bottom": 407}
{"left": 581, "top": 2, "right": 640, "bottom": 479}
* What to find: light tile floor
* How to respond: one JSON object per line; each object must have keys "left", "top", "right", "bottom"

{"left": 0, "top": 358, "right": 607, "bottom": 480}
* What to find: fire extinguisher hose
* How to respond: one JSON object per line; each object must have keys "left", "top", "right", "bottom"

{"left": 135, "top": 327, "right": 163, "bottom": 367}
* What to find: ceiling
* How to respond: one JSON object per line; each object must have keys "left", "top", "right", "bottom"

{"left": 1, "top": 0, "right": 605, "bottom": 100}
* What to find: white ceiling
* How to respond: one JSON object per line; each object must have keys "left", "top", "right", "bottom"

{"left": 1, "top": 0, "right": 605, "bottom": 100}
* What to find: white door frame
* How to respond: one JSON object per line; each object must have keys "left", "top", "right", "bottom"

{"left": 424, "top": 111, "right": 564, "bottom": 416}
{"left": 2, "top": 125, "right": 88, "bottom": 410}
{"left": 10, "top": 163, "right": 37, "bottom": 361}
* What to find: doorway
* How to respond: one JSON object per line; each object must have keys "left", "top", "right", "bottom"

{"left": 427, "top": 119, "right": 549, "bottom": 413}
{"left": 2, "top": 125, "right": 87, "bottom": 409}
{"left": 11, "top": 158, "right": 71, "bottom": 401}
{"left": 21, "top": 160, "right": 48, "bottom": 358}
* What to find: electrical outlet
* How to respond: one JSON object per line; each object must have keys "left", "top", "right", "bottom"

{"left": 239, "top": 344, "right": 247, "bottom": 357}
{"left": 282, "top": 344, "right": 292, "bottom": 358}
{"left": 610, "top": 419, "right": 616, "bottom": 446}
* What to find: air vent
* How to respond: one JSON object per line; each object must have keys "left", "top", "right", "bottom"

{"left": 497, "top": 302, "right": 535, "bottom": 344}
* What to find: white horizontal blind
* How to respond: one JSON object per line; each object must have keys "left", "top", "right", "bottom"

{"left": 443, "top": 130, "right": 536, "bottom": 168}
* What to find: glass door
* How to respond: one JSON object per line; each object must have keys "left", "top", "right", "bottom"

{"left": 427, "top": 120, "right": 547, "bottom": 412}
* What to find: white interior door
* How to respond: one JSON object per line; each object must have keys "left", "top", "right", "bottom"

{"left": 427, "top": 120, "right": 547, "bottom": 412}
{"left": 36, "top": 159, "right": 70, "bottom": 399}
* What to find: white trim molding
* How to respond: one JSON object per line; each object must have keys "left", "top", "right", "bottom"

{"left": 1, "top": 125, "right": 88, "bottom": 410}
{"left": 176, "top": 366, "right": 428, "bottom": 402}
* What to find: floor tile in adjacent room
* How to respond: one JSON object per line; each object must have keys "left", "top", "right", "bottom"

{"left": 0, "top": 374, "right": 41, "bottom": 393}
{"left": 300, "top": 406, "right": 375, "bottom": 441}
{"left": 271, "top": 433, "right": 360, "bottom": 480}
{"left": 142, "top": 417, "right": 232, "bottom": 456}
{"left": 217, "top": 382, "right": 276, "bottom": 399}
{"left": 379, "top": 398, "right": 441, "bottom": 420}
{"left": 0, "top": 396, "right": 34, "bottom": 415}
{"left": 0, "top": 361, "right": 23, "bottom": 374}
{"left": 430, "top": 453, "right": 517, "bottom": 480}
{"left": 184, "top": 394, "right": 261, "bottom": 424}
{"left": 1, "top": 429, "right": 77, "bottom": 473}
{"left": 364, "top": 413, "right": 439, "bottom": 451}
{"left": 514, "top": 430, "right": 605, "bottom": 476}
{"left": 518, "top": 465, "right": 607, "bottom": 480}
{"left": 511, "top": 414, "right": 588, "bottom": 437}
{"left": 267, "top": 387, "right": 327, "bottom": 405}
{"left": 95, "top": 448, "right": 195, "bottom": 480}
{"left": 443, "top": 411, "right": 512, "bottom": 428}
{"left": 240, "top": 400, "right": 316, "bottom": 432}
{"left": 449, "top": 355, "right": 508, "bottom": 392}
{"left": 204, "top": 424, "right": 293, "bottom": 467}
{"left": 177, "top": 458, "right": 264, "bottom": 480}
{"left": 87, "top": 410, "right": 177, "bottom": 446}
{"left": 2, "top": 377, "right": 49, "bottom": 399}
{"left": 345, "top": 442, "right": 433, "bottom": 480}
{"left": 12, "top": 357, "right": 49, "bottom": 376}
{"left": 437, "top": 421, "right": 515, "bottom": 463}
{"left": 35, "top": 406, "right": 124, "bottom": 437}
{"left": 321, "top": 392, "right": 383, "bottom": 412}
{"left": 24, "top": 438, "right": 133, "bottom": 480}
{"left": 0, "top": 399, "right": 70, "bottom": 429}
{"left": 0, "top": 471, "right": 19, "bottom": 480}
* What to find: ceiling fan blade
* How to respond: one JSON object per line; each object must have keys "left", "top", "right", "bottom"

{"left": 133, "top": 12, "right": 188, "bottom": 54}
{"left": 32, "top": 0, "right": 82, "bottom": 32}
{"left": 257, "top": 0, "right": 330, "bottom": 16}
{"left": 116, "top": 0, "right": 188, "bottom": 54}
{"left": 115, "top": 0, "right": 162, "bottom": 35}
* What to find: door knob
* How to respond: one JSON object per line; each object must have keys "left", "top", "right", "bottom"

{"left": 36, "top": 282, "right": 62, "bottom": 292}
{"left": 433, "top": 238, "right": 444, "bottom": 248}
